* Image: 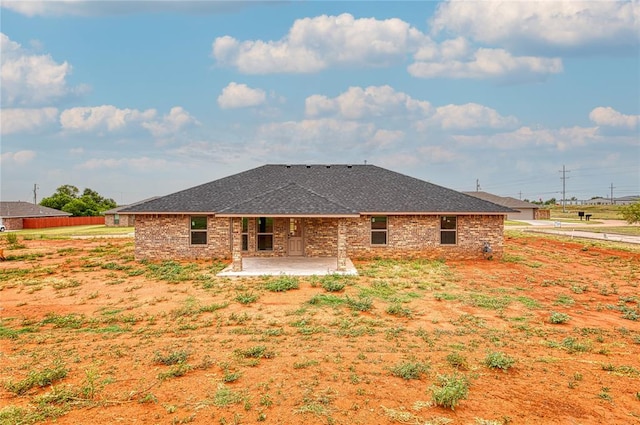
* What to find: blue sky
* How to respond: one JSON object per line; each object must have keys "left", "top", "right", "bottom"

{"left": 1, "top": 0, "right": 638, "bottom": 205}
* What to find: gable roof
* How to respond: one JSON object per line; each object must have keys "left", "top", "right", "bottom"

{"left": 103, "top": 197, "right": 159, "bottom": 214}
{"left": 0, "top": 201, "right": 71, "bottom": 219}
{"left": 462, "top": 191, "right": 540, "bottom": 211}
{"left": 120, "top": 164, "right": 514, "bottom": 216}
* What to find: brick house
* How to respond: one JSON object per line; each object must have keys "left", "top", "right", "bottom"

{"left": 0, "top": 201, "right": 71, "bottom": 231}
{"left": 462, "top": 191, "right": 548, "bottom": 220}
{"left": 119, "top": 164, "right": 512, "bottom": 271}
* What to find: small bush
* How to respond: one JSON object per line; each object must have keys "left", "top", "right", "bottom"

{"left": 235, "top": 292, "right": 259, "bottom": 304}
{"left": 446, "top": 352, "right": 469, "bottom": 370}
{"left": 5, "top": 361, "right": 68, "bottom": 395}
{"left": 549, "top": 312, "right": 571, "bottom": 324}
{"left": 484, "top": 352, "right": 515, "bottom": 371}
{"left": 265, "top": 276, "right": 299, "bottom": 292}
{"left": 430, "top": 373, "right": 469, "bottom": 410}
{"left": 389, "top": 360, "right": 429, "bottom": 380}
{"left": 153, "top": 350, "right": 189, "bottom": 365}
{"left": 235, "top": 345, "right": 275, "bottom": 359}
{"left": 386, "top": 303, "right": 412, "bottom": 317}
{"left": 346, "top": 295, "right": 373, "bottom": 312}
{"left": 322, "top": 280, "right": 346, "bottom": 292}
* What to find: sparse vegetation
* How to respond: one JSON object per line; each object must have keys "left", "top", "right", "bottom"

{"left": 1, "top": 232, "right": 638, "bottom": 424}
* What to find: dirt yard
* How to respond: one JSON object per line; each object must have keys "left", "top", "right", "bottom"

{"left": 1, "top": 233, "right": 639, "bottom": 425}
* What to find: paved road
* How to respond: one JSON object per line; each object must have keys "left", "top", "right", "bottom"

{"left": 509, "top": 219, "right": 640, "bottom": 245}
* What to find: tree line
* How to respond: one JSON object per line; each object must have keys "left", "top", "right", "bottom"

{"left": 40, "top": 185, "right": 116, "bottom": 217}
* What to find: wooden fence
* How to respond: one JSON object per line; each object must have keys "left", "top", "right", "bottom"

{"left": 23, "top": 216, "right": 105, "bottom": 229}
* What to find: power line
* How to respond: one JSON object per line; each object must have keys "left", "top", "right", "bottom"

{"left": 559, "top": 165, "right": 570, "bottom": 213}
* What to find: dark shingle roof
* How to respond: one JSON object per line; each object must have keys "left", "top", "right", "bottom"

{"left": 120, "top": 164, "right": 514, "bottom": 215}
{"left": 0, "top": 201, "right": 71, "bottom": 218}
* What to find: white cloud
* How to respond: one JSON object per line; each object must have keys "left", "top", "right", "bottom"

{"left": 409, "top": 47, "right": 562, "bottom": 81}
{"left": 217, "top": 82, "right": 266, "bottom": 109}
{"left": 1, "top": 33, "right": 86, "bottom": 106}
{"left": 589, "top": 107, "right": 639, "bottom": 129}
{"left": 1, "top": 150, "right": 36, "bottom": 165}
{"left": 60, "top": 105, "right": 156, "bottom": 132}
{"left": 431, "top": 0, "right": 639, "bottom": 53}
{"left": 452, "top": 126, "right": 600, "bottom": 151}
{"left": 369, "top": 129, "right": 405, "bottom": 148}
{"left": 77, "top": 156, "right": 168, "bottom": 170}
{"left": 417, "top": 146, "right": 458, "bottom": 163}
{"left": 305, "top": 85, "right": 431, "bottom": 119}
{"left": 1, "top": 107, "right": 58, "bottom": 135}
{"left": 212, "top": 13, "right": 426, "bottom": 74}
{"left": 427, "top": 103, "right": 519, "bottom": 130}
{"left": 141, "top": 106, "right": 199, "bottom": 137}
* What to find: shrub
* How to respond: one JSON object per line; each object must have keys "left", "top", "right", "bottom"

{"left": 235, "top": 292, "right": 259, "bottom": 304}
{"left": 446, "top": 352, "right": 469, "bottom": 370}
{"left": 265, "top": 276, "right": 299, "bottom": 292}
{"left": 386, "top": 303, "right": 412, "bottom": 318}
{"left": 153, "top": 350, "right": 189, "bottom": 365}
{"left": 389, "top": 360, "right": 429, "bottom": 380}
{"left": 549, "top": 312, "right": 571, "bottom": 324}
{"left": 430, "top": 373, "right": 469, "bottom": 410}
{"left": 346, "top": 295, "right": 373, "bottom": 312}
{"left": 5, "top": 361, "right": 68, "bottom": 395}
{"left": 234, "top": 345, "right": 275, "bottom": 359}
{"left": 484, "top": 352, "right": 515, "bottom": 371}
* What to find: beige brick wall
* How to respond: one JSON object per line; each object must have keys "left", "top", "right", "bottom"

{"left": 134, "top": 214, "right": 505, "bottom": 261}
{"left": 134, "top": 215, "right": 231, "bottom": 260}
{"left": 105, "top": 213, "right": 135, "bottom": 227}
{"left": 346, "top": 215, "right": 504, "bottom": 260}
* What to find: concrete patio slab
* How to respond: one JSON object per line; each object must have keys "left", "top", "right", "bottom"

{"left": 217, "top": 257, "right": 358, "bottom": 277}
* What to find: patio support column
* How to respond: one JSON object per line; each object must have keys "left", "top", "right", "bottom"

{"left": 231, "top": 217, "right": 243, "bottom": 272}
{"left": 337, "top": 218, "right": 347, "bottom": 271}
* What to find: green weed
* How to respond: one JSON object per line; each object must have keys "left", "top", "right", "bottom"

{"left": 430, "top": 373, "right": 469, "bottom": 410}
{"left": 265, "top": 276, "right": 299, "bottom": 292}
{"left": 484, "top": 352, "right": 515, "bottom": 371}
{"left": 389, "top": 360, "right": 429, "bottom": 380}
{"left": 5, "top": 360, "right": 68, "bottom": 395}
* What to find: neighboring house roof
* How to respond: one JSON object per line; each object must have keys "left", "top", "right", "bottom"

{"left": 462, "top": 191, "right": 540, "bottom": 210}
{"left": 615, "top": 196, "right": 639, "bottom": 202}
{"left": 120, "top": 164, "right": 514, "bottom": 216}
{"left": 103, "top": 197, "right": 159, "bottom": 214}
{"left": 0, "top": 201, "right": 71, "bottom": 218}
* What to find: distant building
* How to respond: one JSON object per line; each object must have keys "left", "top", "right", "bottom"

{"left": 0, "top": 201, "right": 71, "bottom": 230}
{"left": 463, "top": 191, "right": 546, "bottom": 220}
{"left": 583, "top": 196, "right": 639, "bottom": 206}
{"left": 103, "top": 197, "right": 158, "bottom": 227}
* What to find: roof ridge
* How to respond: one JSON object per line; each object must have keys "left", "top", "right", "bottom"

{"left": 218, "top": 182, "right": 357, "bottom": 214}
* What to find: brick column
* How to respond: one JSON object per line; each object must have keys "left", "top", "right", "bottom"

{"left": 337, "top": 218, "right": 347, "bottom": 271}
{"left": 231, "top": 217, "right": 243, "bottom": 272}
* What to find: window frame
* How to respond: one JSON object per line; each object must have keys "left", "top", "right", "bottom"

{"left": 241, "top": 217, "right": 249, "bottom": 251}
{"left": 113, "top": 213, "right": 120, "bottom": 225}
{"left": 440, "top": 216, "right": 457, "bottom": 245}
{"left": 256, "top": 217, "right": 274, "bottom": 251}
{"left": 370, "top": 216, "right": 388, "bottom": 246}
{"left": 190, "top": 216, "right": 208, "bottom": 245}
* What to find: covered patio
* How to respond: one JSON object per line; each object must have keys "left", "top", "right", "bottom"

{"left": 217, "top": 256, "right": 358, "bottom": 277}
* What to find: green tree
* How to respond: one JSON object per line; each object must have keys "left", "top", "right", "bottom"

{"left": 40, "top": 185, "right": 116, "bottom": 217}
{"left": 620, "top": 201, "right": 640, "bottom": 224}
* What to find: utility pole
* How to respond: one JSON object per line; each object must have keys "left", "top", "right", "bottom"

{"left": 518, "top": 191, "right": 522, "bottom": 200}
{"left": 33, "top": 183, "right": 39, "bottom": 204}
{"left": 476, "top": 179, "right": 481, "bottom": 192}
{"left": 559, "top": 165, "right": 570, "bottom": 213}
{"left": 610, "top": 183, "right": 615, "bottom": 205}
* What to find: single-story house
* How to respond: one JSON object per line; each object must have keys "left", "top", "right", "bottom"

{"left": 119, "top": 164, "right": 513, "bottom": 271}
{"left": 0, "top": 201, "right": 71, "bottom": 231}
{"left": 103, "top": 197, "right": 158, "bottom": 227}
{"left": 463, "top": 191, "right": 547, "bottom": 220}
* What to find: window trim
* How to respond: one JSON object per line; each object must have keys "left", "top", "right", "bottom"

{"left": 370, "top": 215, "right": 388, "bottom": 246}
{"left": 256, "top": 217, "right": 274, "bottom": 251}
{"left": 440, "top": 216, "right": 457, "bottom": 245}
{"left": 241, "top": 217, "right": 249, "bottom": 251}
{"left": 190, "top": 216, "right": 208, "bottom": 245}
{"left": 114, "top": 213, "right": 120, "bottom": 225}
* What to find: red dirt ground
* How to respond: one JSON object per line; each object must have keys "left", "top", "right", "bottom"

{"left": 1, "top": 234, "right": 639, "bottom": 424}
